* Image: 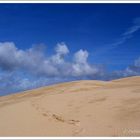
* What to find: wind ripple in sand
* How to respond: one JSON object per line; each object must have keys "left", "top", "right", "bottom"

{"left": 31, "top": 100, "right": 84, "bottom": 136}
{"left": 1, "top": 77, "right": 140, "bottom": 136}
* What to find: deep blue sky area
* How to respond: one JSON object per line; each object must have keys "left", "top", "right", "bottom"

{"left": 0, "top": 4, "right": 140, "bottom": 95}
{"left": 0, "top": 4, "right": 140, "bottom": 70}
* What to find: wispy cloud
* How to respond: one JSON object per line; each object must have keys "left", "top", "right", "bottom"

{"left": 94, "top": 17, "right": 140, "bottom": 55}
{"left": 123, "top": 17, "right": 140, "bottom": 36}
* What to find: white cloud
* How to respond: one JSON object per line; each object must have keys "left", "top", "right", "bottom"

{"left": 55, "top": 42, "right": 69, "bottom": 55}
{"left": 94, "top": 17, "right": 140, "bottom": 56}
{"left": 0, "top": 41, "right": 105, "bottom": 95}
{"left": 51, "top": 42, "right": 69, "bottom": 65}
{"left": 0, "top": 42, "right": 60, "bottom": 77}
{"left": 72, "top": 49, "right": 98, "bottom": 76}
{"left": 0, "top": 42, "right": 22, "bottom": 70}
{"left": 123, "top": 17, "right": 140, "bottom": 36}
{"left": 73, "top": 49, "right": 88, "bottom": 64}
{"left": 1, "top": 41, "right": 140, "bottom": 95}
{"left": 0, "top": 42, "right": 100, "bottom": 79}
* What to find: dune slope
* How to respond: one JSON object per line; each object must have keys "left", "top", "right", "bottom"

{"left": 0, "top": 76, "right": 140, "bottom": 136}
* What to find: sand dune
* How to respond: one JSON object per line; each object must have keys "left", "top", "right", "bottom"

{"left": 0, "top": 76, "right": 140, "bottom": 136}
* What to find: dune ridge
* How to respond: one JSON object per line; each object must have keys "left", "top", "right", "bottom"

{"left": 0, "top": 76, "right": 140, "bottom": 136}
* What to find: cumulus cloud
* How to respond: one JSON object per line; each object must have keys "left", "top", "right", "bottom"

{"left": 72, "top": 50, "right": 98, "bottom": 76}
{"left": 0, "top": 40, "right": 140, "bottom": 95}
{"left": 0, "top": 42, "right": 59, "bottom": 77}
{"left": 74, "top": 49, "right": 88, "bottom": 64}
{"left": 51, "top": 42, "right": 69, "bottom": 65}
{"left": 0, "top": 42, "right": 21, "bottom": 70}
{"left": 0, "top": 41, "right": 102, "bottom": 95}
{"left": 55, "top": 42, "right": 69, "bottom": 55}
{"left": 0, "top": 42, "right": 100, "bottom": 78}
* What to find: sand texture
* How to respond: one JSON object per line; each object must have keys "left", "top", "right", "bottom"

{"left": 0, "top": 76, "right": 140, "bottom": 136}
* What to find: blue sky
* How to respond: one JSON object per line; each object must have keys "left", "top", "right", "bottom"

{"left": 0, "top": 4, "right": 140, "bottom": 95}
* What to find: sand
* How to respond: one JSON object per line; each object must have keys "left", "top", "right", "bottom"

{"left": 0, "top": 76, "right": 140, "bottom": 136}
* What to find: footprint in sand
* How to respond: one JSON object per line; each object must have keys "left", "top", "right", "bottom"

{"left": 67, "top": 119, "right": 80, "bottom": 126}
{"left": 72, "top": 128, "right": 85, "bottom": 136}
{"left": 31, "top": 101, "right": 81, "bottom": 127}
{"left": 52, "top": 114, "right": 65, "bottom": 122}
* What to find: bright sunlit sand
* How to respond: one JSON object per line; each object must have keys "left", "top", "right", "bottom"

{"left": 0, "top": 76, "right": 140, "bottom": 136}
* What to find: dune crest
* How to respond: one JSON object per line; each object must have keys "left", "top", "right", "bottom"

{"left": 0, "top": 76, "right": 140, "bottom": 136}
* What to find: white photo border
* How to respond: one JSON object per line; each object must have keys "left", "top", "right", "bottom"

{"left": 0, "top": 0, "right": 140, "bottom": 139}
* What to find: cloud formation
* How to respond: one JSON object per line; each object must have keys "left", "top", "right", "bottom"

{"left": 105, "top": 57, "right": 140, "bottom": 80}
{"left": 0, "top": 42, "right": 103, "bottom": 95}
{"left": 0, "top": 42, "right": 100, "bottom": 78}
{"left": 123, "top": 17, "right": 140, "bottom": 36}
{"left": 0, "top": 41, "right": 140, "bottom": 95}
{"left": 94, "top": 17, "right": 140, "bottom": 56}
{"left": 72, "top": 50, "right": 98, "bottom": 76}
{"left": 1, "top": 16, "right": 140, "bottom": 96}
